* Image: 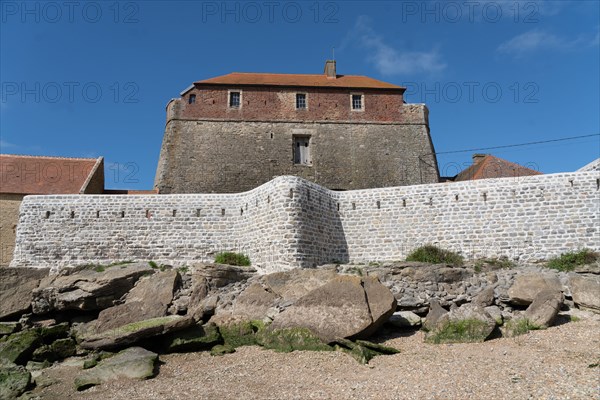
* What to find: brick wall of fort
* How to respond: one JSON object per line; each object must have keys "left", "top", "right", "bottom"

{"left": 179, "top": 87, "right": 407, "bottom": 123}
{"left": 154, "top": 99, "right": 438, "bottom": 193}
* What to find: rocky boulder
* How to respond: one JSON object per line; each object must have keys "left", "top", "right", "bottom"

{"left": 568, "top": 274, "right": 600, "bottom": 312}
{"left": 425, "top": 303, "right": 497, "bottom": 343}
{"left": 0, "top": 322, "right": 19, "bottom": 337}
{"left": 191, "top": 263, "right": 256, "bottom": 288}
{"left": 74, "top": 347, "right": 157, "bottom": 390}
{"left": 80, "top": 315, "right": 194, "bottom": 350}
{"left": 187, "top": 263, "right": 257, "bottom": 320}
{"left": 0, "top": 360, "right": 31, "bottom": 399}
{"left": 231, "top": 283, "right": 280, "bottom": 320}
{"left": 0, "top": 329, "right": 41, "bottom": 365}
{"left": 0, "top": 268, "right": 49, "bottom": 320}
{"left": 507, "top": 273, "right": 562, "bottom": 306}
{"left": 0, "top": 323, "right": 70, "bottom": 366}
{"left": 162, "top": 323, "right": 221, "bottom": 353}
{"left": 368, "top": 262, "right": 473, "bottom": 284}
{"left": 93, "top": 270, "right": 180, "bottom": 332}
{"left": 262, "top": 268, "right": 338, "bottom": 302}
{"left": 422, "top": 300, "right": 448, "bottom": 332}
{"left": 523, "top": 289, "right": 564, "bottom": 328}
{"left": 473, "top": 286, "right": 495, "bottom": 307}
{"left": 195, "top": 268, "right": 340, "bottom": 323}
{"left": 387, "top": 311, "right": 422, "bottom": 328}
{"left": 269, "top": 275, "right": 396, "bottom": 343}
{"left": 31, "top": 262, "right": 154, "bottom": 314}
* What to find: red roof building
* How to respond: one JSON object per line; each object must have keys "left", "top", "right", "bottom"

{"left": 155, "top": 60, "right": 440, "bottom": 193}
{"left": 194, "top": 72, "right": 405, "bottom": 91}
{"left": 0, "top": 154, "right": 105, "bottom": 195}
{"left": 453, "top": 154, "right": 542, "bottom": 181}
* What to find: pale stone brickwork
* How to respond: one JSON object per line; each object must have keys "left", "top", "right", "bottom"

{"left": 11, "top": 171, "right": 600, "bottom": 273}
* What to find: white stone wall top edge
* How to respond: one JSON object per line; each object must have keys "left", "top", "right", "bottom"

{"left": 19, "top": 171, "right": 599, "bottom": 202}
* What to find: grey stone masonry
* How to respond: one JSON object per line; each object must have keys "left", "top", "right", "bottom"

{"left": 11, "top": 171, "right": 600, "bottom": 273}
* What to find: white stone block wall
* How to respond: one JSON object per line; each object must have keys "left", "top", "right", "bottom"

{"left": 10, "top": 171, "right": 600, "bottom": 273}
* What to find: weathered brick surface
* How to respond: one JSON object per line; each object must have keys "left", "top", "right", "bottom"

{"left": 10, "top": 172, "right": 600, "bottom": 273}
{"left": 155, "top": 102, "right": 437, "bottom": 193}
{"left": 180, "top": 87, "right": 407, "bottom": 123}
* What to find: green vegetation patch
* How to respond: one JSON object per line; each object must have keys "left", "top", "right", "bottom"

{"left": 31, "top": 338, "right": 76, "bottom": 362}
{"left": 333, "top": 338, "right": 399, "bottom": 365}
{"left": 210, "top": 344, "right": 235, "bottom": 356}
{"left": 81, "top": 261, "right": 134, "bottom": 272}
{"left": 0, "top": 362, "right": 31, "bottom": 399}
{"left": 345, "top": 266, "right": 364, "bottom": 276}
{"left": 425, "top": 319, "right": 491, "bottom": 344}
{"left": 84, "top": 316, "right": 183, "bottom": 342}
{"left": 163, "top": 323, "right": 222, "bottom": 353}
{"left": 82, "top": 351, "right": 113, "bottom": 370}
{"left": 503, "top": 318, "right": 541, "bottom": 337}
{"left": 218, "top": 320, "right": 264, "bottom": 348}
{"left": 474, "top": 257, "right": 516, "bottom": 272}
{"left": 148, "top": 261, "right": 169, "bottom": 271}
{"left": 214, "top": 252, "right": 251, "bottom": 266}
{"left": 257, "top": 327, "right": 333, "bottom": 353}
{"left": 406, "top": 245, "right": 464, "bottom": 266}
{"left": 0, "top": 330, "right": 41, "bottom": 365}
{"left": 546, "top": 249, "right": 599, "bottom": 272}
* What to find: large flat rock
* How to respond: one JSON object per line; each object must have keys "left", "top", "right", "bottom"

{"left": 569, "top": 273, "right": 600, "bottom": 312}
{"left": 0, "top": 361, "right": 31, "bottom": 399}
{"left": 94, "top": 270, "right": 179, "bottom": 332}
{"left": 508, "top": 273, "right": 562, "bottom": 306}
{"left": 0, "top": 268, "right": 49, "bottom": 320}
{"left": 74, "top": 347, "right": 157, "bottom": 390}
{"left": 80, "top": 315, "right": 193, "bottom": 350}
{"left": 31, "top": 262, "right": 154, "bottom": 314}
{"left": 524, "top": 289, "right": 564, "bottom": 328}
{"left": 262, "top": 268, "right": 339, "bottom": 302}
{"left": 270, "top": 275, "right": 396, "bottom": 343}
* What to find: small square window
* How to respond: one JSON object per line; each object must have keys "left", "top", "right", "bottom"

{"left": 188, "top": 94, "right": 196, "bottom": 104}
{"left": 352, "top": 94, "right": 363, "bottom": 110}
{"left": 296, "top": 93, "right": 306, "bottom": 109}
{"left": 293, "top": 136, "right": 311, "bottom": 165}
{"left": 229, "top": 91, "right": 240, "bottom": 108}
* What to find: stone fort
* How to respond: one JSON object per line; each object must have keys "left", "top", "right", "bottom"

{"left": 8, "top": 62, "right": 600, "bottom": 272}
{"left": 154, "top": 60, "right": 439, "bottom": 193}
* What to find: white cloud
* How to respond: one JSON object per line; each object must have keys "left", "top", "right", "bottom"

{"left": 0, "top": 139, "right": 17, "bottom": 151}
{"left": 352, "top": 16, "right": 447, "bottom": 76}
{"left": 475, "top": 0, "right": 564, "bottom": 17}
{"left": 592, "top": 29, "right": 600, "bottom": 46}
{"left": 497, "top": 29, "right": 599, "bottom": 56}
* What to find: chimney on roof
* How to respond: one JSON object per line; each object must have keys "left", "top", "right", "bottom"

{"left": 324, "top": 60, "right": 336, "bottom": 79}
{"left": 472, "top": 154, "right": 488, "bottom": 164}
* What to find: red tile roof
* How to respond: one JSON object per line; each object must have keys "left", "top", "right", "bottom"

{"left": 195, "top": 73, "right": 405, "bottom": 91}
{"left": 454, "top": 155, "right": 542, "bottom": 181}
{"left": 0, "top": 154, "right": 102, "bottom": 195}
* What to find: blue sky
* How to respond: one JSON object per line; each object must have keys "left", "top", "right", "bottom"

{"left": 1, "top": 0, "right": 599, "bottom": 189}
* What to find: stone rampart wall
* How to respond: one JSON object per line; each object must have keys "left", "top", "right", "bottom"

{"left": 11, "top": 172, "right": 599, "bottom": 273}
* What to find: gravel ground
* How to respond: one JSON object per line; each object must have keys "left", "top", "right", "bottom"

{"left": 29, "top": 318, "right": 600, "bottom": 400}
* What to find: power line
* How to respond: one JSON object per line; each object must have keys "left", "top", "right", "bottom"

{"left": 432, "top": 133, "right": 600, "bottom": 156}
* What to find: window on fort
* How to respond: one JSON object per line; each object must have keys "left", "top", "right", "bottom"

{"left": 296, "top": 93, "right": 306, "bottom": 109}
{"left": 352, "top": 94, "right": 363, "bottom": 110}
{"left": 188, "top": 94, "right": 196, "bottom": 104}
{"left": 229, "top": 91, "right": 240, "bottom": 108}
{"left": 293, "top": 136, "right": 311, "bottom": 165}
